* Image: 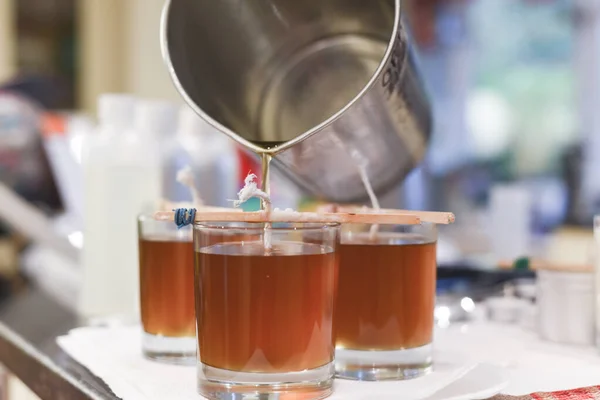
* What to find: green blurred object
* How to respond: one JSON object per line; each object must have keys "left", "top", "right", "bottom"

{"left": 513, "top": 257, "right": 530, "bottom": 271}
{"left": 240, "top": 197, "right": 261, "bottom": 212}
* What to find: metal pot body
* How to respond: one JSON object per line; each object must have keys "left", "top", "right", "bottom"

{"left": 161, "top": 0, "right": 431, "bottom": 202}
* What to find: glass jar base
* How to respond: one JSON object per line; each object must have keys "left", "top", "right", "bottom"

{"left": 335, "top": 343, "right": 433, "bottom": 381}
{"left": 142, "top": 333, "right": 196, "bottom": 365}
{"left": 198, "top": 362, "right": 334, "bottom": 400}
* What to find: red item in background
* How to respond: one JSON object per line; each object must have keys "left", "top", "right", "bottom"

{"left": 236, "top": 148, "right": 261, "bottom": 186}
{"left": 491, "top": 386, "right": 600, "bottom": 400}
{"left": 40, "top": 113, "right": 66, "bottom": 139}
{"left": 406, "top": 0, "right": 438, "bottom": 48}
{"left": 405, "top": 0, "right": 469, "bottom": 48}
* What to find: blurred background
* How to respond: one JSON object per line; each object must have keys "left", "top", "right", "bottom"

{"left": 0, "top": 0, "right": 597, "bottom": 397}
{"left": 0, "top": 0, "right": 596, "bottom": 333}
{"left": 1, "top": 0, "right": 597, "bottom": 281}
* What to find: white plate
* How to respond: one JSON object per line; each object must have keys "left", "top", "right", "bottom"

{"left": 59, "top": 327, "right": 510, "bottom": 400}
{"left": 330, "top": 350, "right": 488, "bottom": 400}
{"left": 424, "top": 363, "right": 509, "bottom": 400}
{"left": 331, "top": 362, "right": 507, "bottom": 400}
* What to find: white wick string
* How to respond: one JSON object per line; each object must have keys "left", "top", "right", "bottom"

{"left": 350, "top": 150, "right": 381, "bottom": 240}
{"left": 329, "top": 133, "right": 381, "bottom": 240}
{"left": 176, "top": 166, "right": 204, "bottom": 206}
{"left": 232, "top": 173, "right": 273, "bottom": 250}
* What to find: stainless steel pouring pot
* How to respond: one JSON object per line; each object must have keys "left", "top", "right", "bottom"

{"left": 161, "top": 0, "right": 431, "bottom": 202}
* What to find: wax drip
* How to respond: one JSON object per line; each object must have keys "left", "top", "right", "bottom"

{"left": 231, "top": 173, "right": 273, "bottom": 250}
{"left": 232, "top": 173, "right": 271, "bottom": 209}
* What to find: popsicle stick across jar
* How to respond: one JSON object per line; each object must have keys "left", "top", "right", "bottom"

{"left": 317, "top": 204, "right": 455, "bottom": 225}
{"left": 154, "top": 209, "right": 422, "bottom": 225}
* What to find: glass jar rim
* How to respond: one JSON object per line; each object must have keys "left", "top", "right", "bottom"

{"left": 193, "top": 221, "right": 341, "bottom": 232}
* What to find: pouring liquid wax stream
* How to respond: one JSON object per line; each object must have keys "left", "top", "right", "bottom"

{"left": 262, "top": 154, "right": 273, "bottom": 252}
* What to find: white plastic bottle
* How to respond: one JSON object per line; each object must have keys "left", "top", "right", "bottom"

{"left": 136, "top": 99, "right": 178, "bottom": 143}
{"left": 80, "top": 94, "right": 162, "bottom": 322}
{"left": 67, "top": 114, "right": 95, "bottom": 165}
{"left": 164, "top": 107, "right": 238, "bottom": 206}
